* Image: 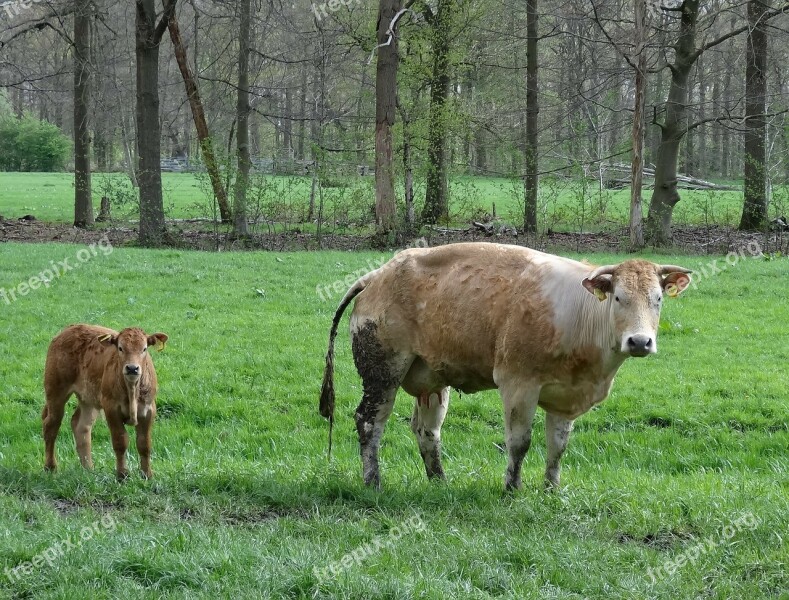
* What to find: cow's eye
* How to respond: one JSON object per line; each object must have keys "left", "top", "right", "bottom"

{"left": 615, "top": 296, "right": 620, "bottom": 303}
{"left": 117, "top": 346, "right": 123, "bottom": 353}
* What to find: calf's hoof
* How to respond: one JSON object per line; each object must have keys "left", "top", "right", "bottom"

{"left": 116, "top": 469, "right": 130, "bottom": 482}
{"left": 363, "top": 472, "right": 381, "bottom": 490}
{"left": 44, "top": 463, "right": 57, "bottom": 473}
{"left": 140, "top": 469, "right": 153, "bottom": 480}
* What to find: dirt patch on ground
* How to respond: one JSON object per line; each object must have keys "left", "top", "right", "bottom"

{"left": 1, "top": 217, "right": 785, "bottom": 256}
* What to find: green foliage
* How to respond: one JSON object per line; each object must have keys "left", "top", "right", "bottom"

{"left": 0, "top": 114, "right": 71, "bottom": 172}
{"left": 0, "top": 244, "right": 786, "bottom": 598}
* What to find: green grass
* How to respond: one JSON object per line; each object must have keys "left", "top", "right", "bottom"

{"left": 0, "top": 171, "right": 764, "bottom": 231}
{"left": 0, "top": 242, "right": 787, "bottom": 599}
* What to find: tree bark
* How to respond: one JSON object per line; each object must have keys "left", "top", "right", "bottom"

{"left": 233, "top": 0, "right": 251, "bottom": 236}
{"left": 374, "top": 0, "right": 401, "bottom": 234}
{"left": 645, "top": 0, "right": 700, "bottom": 245}
{"left": 523, "top": 0, "right": 538, "bottom": 234}
{"left": 739, "top": 0, "right": 768, "bottom": 230}
{"left": 73, "top": 0, "right": 93, "bottom": 228}
{"left": 136, "top": 0, "right": 177, "bottom": 246}
{"left": 629, "top": 0, "right": 647, "bottom": 249}
{"left": 421, "top": 0, "right": 453, "bottom": 225}
{"left": 167, "top": 10, "right": 231, "bottom": 223}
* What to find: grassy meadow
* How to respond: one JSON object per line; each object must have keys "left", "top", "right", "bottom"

{"left": 0, "top": 241, "right": 787, "bottom": 599}
{"left": 0, "top": 171, "right": 759, "bottom": 231}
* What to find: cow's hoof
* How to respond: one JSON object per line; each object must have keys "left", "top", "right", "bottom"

{"left": 504, "top": 478, "right": 522, "bottom": 493}
{"left": 141, "top": 469, "right": 153, "bottom": 480}
{"left": 116, "top": 470, "right": 129, "bottom": 482}
{"left": 44, "top": 463, "right": 57, "bottom": 473}
{"left": 544, "top": 478, "right": 561, "bottom": 492}
{"left": 363, "top": 473, "right": 381, "bottom": 490}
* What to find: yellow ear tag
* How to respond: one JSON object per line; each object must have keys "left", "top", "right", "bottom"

{"left": 97, "top": 334, "right": 112, "bottom": 343}
{"left": 593, "top": 288, "right": 607, "bottom": 302}
{"left": 155, "top": 339, "right": 166, "bottom": 351}
{"left": 666, "top": 284, "right": 679, "bottom": 298}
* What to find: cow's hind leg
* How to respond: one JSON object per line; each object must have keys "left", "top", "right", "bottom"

{"left": 71, "top": 403, "right": 99, "bottom": 470}
{"left": 42, "top": 388, "right": 69, "bottom": 472}
{"left": 497, "top": 377, "right": 541, "bottom": 491}
{"left": 544, "top": 412, "right": 574, "bottom": 490}
{"left": 410, "top": 388, "right": 449, "bottom": 480}
{"left": 352, "top": 320, "right": 412, "bottom": 489}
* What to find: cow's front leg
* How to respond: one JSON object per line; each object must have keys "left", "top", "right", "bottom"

{"left": 498, "top": 378, "right": 540, "bottom": 491}
{"left": 544, "top": 412, "right": 574, "bottom": 490}
{"left": 410, "top": 387, "right": 449, "bottom": 480}
{"left": 71, "top": 404, "right": 99, "bottom": 470}
{"left": 135, "top": 405, "right": 155, "bottom": 479}
{"left": 105, "top": 407, "right": 130, "bottom": 481}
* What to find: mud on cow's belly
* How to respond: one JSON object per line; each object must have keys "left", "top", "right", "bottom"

{"left": 538, "top": 382, "right": 608, "bottom": 419}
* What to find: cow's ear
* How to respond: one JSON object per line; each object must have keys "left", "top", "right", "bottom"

{"left": 147, "top": 333, "right": 168, "bottom": 351}
{"left": 661, "top": 272, "right": 691, "bottom": 298}
{"left": 582, "top": 276, "right": 612, "bottom": 301}
{"left": 97, "top": 333, "right": 117, "bottom": 347}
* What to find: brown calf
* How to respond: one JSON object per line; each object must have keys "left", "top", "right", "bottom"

{"left": 43, "top": 324, "right": 168, "bottom": 480}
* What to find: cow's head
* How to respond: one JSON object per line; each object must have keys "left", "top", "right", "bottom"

{"left": 582, "top": 260, "right": 691, "bottom": 357}
{"left": 98, "top": 328, "right": 168, "bottom": 383}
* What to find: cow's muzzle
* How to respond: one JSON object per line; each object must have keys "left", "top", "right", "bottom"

{"left": 124, "top": 364, "right": 141, "bottom": 379}
{"left": 625, "top": 334, "right": 655, "bottom": 357}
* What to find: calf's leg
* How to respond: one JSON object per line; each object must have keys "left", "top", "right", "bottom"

{"left": 544, "top": 412, "right": 574, "bottom": 489}
{"left": 71, "top": 403, "right": 99, "bottom": 470}
{"left": 497, "top": 378, "right": 540, "bottom": 491}
{"left": 105, "top": 407, "right": 130, "bottom": 481}
{"left": 135, "top": 406, "right": 155, "bottom": 479}
{"left": 410, "top": 387, "right": 449, "bottom": 480}
{"left": 42, "top": 389, "right": 69, "bottom": 472}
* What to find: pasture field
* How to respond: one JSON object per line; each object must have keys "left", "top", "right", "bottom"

{"left": 0, "top": 172, "right": 757, "bottom": 232}
{"left": 0, "top": 241, "right": 787, "bottom": 599}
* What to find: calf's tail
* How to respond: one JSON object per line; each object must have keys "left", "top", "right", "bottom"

{"left": 319, "top": 276, "right": 368, "bottom": 457}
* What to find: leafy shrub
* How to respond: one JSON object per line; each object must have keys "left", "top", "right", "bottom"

{"left": 0, "top": 114, "right": 71, "bottom": 172}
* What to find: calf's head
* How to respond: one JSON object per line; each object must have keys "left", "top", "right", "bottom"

{"left": 582, "top": 260, "right": 691, "bottom": 357}
{"left": 98, "top": 328, "right": 169, "bottom": 383}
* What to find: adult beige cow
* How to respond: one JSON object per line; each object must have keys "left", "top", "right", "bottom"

{"left": 319, "top": 242, "right": 691, "bottom": 490}
{"left": 43, "top": 324, "right": 168, "bottom": 480}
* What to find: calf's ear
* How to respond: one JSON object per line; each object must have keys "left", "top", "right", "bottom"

{"left": 661, "top": 272, "right": 691, "bottom": 298}
{"left": 582, "top": 275, "right": 613, "bottom": 301}
{"left": 97, "top": 333, "right": 117, "bottom": 346}
{"left": 147, "top": 333, "right": 169, "bottom": 351}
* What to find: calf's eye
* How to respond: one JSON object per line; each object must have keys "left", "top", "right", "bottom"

{"left": 118, "top": 346, "right": 123, "bottom": 352}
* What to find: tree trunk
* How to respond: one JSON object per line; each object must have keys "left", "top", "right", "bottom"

{"left": 136, "top": 0, "right": 177, "bottom": 246}
{"left": 167, "top": 11, "right": 231, "bottom": 223}
{"left": 233, "top": 0, "right": 251, "bottom": 236}
{"left": 629, "top": 0, "right": 647, "bottom": 249}
{"left": 374, "top": 0, "right": 401, "bottom": 234}
{"left": 646, "top": 0, "right": 699, "bottom": 245}
{"left": 523, "top": 0, "right": 538, "bottom": 234}
{"left": 73, "top": 0, "right": 93, "bottom": 228}
{"left": 421, "top": 0, "right": 453, "bottom": 225}
{"left": 739, "top": 0, "right": 768, "bottom": 230}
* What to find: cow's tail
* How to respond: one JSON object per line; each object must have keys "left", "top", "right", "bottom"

{"left": 319, "top": 276, "right": 368, "bottom": 458}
